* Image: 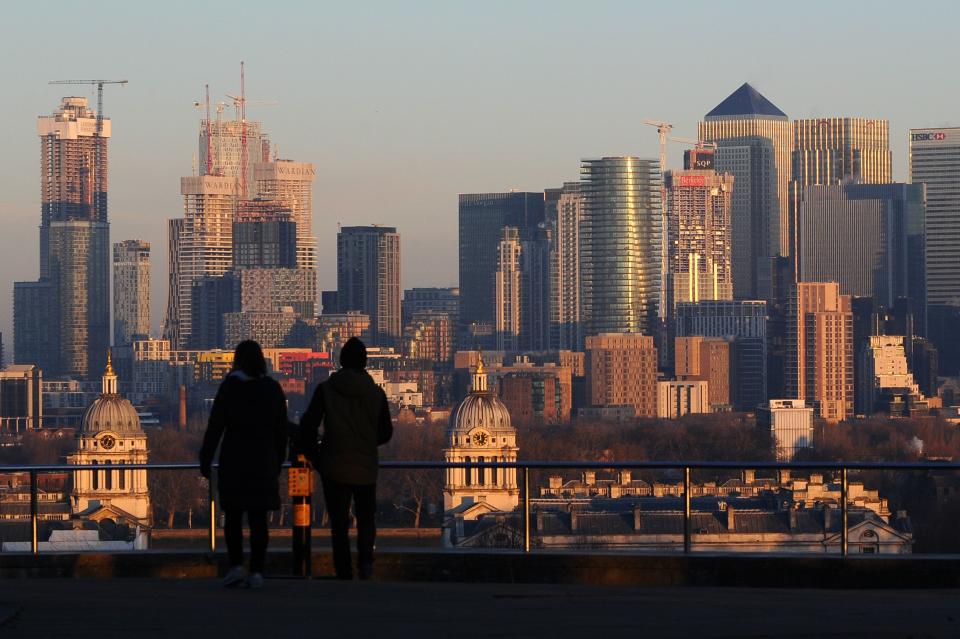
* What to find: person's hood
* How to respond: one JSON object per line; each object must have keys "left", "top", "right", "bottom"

{"left": 328, "top": 369, "right": 379, "bottom": 397}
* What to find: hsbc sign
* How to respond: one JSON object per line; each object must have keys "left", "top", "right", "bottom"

{"left": 912, "top": 132, "right": 947, "bottom": 142}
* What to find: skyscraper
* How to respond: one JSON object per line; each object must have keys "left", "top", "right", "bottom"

{"left": 495, "top": 227, "right": 522, "bottom": 351}
{"left": 14, "top": 97, "right": 112, "bottom": 378}
{"left": 253, "top": 160, "right": 317, "bottom": 270}
{"left": 113, "top": 240, "right": 151, "bottom": 346}
{"left": 700, "top": 83, "right": 792, "bottom": 268}
{"left": 580, "top": 157, "right": 662, "bottom": 337}
{"left": 909, "top": 127, "right": 960, "bottom": 370}
{"left": 336, "top": 226, "right": 401, "bottom": 346}
{"left": 521, "top": 224, "right": 552, "bottom": 351}
{"left": 664, "top": 169, "right": 734, "bottom": 310}
{"left": 798, "top": 183, "right": 926, "bottom": 331}
{"left": 786, "top": 282, "right": 854, "bottom": 422}
{"left": 198, "top": 117, "right": 265, "bottom": 199}
{"left": 713, "top": 137, "right": 780, "bottom": 300}
{"left": 458, "top": 192, "right": 544, "bottom": 337}
{"left": 232, "top": 202, "right": 298, "bottom": 269}
{"left": 790, "top": 118, "right": 891, "bottom": 273}
{"left": 165, "top": 175, "right": 238, "bottom": 348}
{"left": 551, "top": 182, "right": 583, "bottom": 350}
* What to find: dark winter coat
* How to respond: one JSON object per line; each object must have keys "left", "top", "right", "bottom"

{"left": 199, "top": 371, "right": 289, "bottom": 511}
{"left": 299, "top": 369, "right": 393, "bottom": 485}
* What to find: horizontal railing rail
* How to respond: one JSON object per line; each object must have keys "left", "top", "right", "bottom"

{"left": 3, "top": 460, "right": 959, "bottom": 472}
{"left": 5, "top": 460, "right": 958, "bottom": 557}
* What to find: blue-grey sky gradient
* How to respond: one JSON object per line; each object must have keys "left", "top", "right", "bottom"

{"left": 1, "top": 0, "right": 957, "bottom": 340}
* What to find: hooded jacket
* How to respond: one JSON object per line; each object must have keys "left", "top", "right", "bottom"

{"left": 299, "top": 369, "right": 393, "bottom": 485}
{"left": 199, "top": 370, "right": 289, "bottom": 511}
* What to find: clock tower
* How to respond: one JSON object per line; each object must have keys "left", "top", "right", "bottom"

{"left": 67, "top": 351, "right": 151, "bottom": 527}
{"left": 443, "top": 356, "right": 519, "bottom": 515}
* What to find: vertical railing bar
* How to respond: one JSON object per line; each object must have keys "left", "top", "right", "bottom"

{"left": 840, "top": 466, "right": 848, "bottom": 557}
{"left": 521, "top": 466, "right": 530, "bottom": 553}
{"left": 208, "top": 467, "right": 217, "bottom": 553}
{"left": 30, "top": 469, "right": 39, "bottom": 555}
{"left": 683, "top": 466, "right": 691, "bottom": 554}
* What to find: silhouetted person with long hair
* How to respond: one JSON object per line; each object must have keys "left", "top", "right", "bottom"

{"left": 300, "top": 337, "right": 393, "bottom": 580}
{"left": 200, "top": 340, "right": 288, "bottom": 589}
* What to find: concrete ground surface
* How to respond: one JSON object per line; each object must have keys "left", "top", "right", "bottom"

{"left": 0, "top": 578, "right": 957, "bottom": 638}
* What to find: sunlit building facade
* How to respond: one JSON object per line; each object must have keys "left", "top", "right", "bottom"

{"left": 786, "top": 282, "right": 854, "bottom": 422}
{"left": 700, "top": 83, "right": 792, "bottom": 266}
{"left": 790, "top": 118, "right": 891, "bottom": 274}
{"left": 580, "top": 157, "right": 662, "bottom": 337}
{"left": 664, "top": 170, "right": 734, "bottom": 310}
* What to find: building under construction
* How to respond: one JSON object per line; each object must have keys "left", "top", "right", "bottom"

{"left": 14, "top": 96, "right": 112, "bottom": 379}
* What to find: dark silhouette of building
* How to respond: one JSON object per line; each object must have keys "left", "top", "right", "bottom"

{"left": 458, "top": 192, "right": 544, "bottom": 341}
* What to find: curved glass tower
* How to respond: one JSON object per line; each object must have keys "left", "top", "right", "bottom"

{"left": 580, "top": 157, "right": 662, "bottom": 338}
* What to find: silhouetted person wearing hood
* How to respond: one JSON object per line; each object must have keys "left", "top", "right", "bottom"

{"left": 200, "top": 340, "right": 289, "bottom": 589}
{"left": 299, "top": 337, "right": 393, "bottom": 580}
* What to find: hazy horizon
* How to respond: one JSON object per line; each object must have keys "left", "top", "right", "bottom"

{"left": 2, "top": 0, "right": 958, "bottom": 343}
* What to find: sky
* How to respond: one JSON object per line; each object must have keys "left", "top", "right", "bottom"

{"left": 1, "top": 0, "right": 958, "bottom": 341}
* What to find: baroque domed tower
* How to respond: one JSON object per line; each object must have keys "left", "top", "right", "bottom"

{"left": 67, "top": 351, "right": 150, "bottom": 526}
{"left": 443, "top": 356, "right": 519, "bottom": 515}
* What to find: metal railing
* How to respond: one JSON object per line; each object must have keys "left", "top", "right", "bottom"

{"left": 3, "top": 459, "right": 959, "bottom": 557}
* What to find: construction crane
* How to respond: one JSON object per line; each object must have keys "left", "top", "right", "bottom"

{"left": 194, "top": 86, "right": 239, "bottom": 176}
{"left": 49, "top": 79, "right": 128, "bottom": 220}
{"left": 193, "top": 84, "right": 214, "bottom": 175}
{"left": 668, "top": 135, "right": 717, "bottom": 151}
{"left": 642, "top": 120, "right": 673, "bottom": 176}
{"left": 224, "top": 62, "right": 278, "bottom": 196}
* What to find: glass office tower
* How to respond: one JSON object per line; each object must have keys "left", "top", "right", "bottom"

{"left": 580, "top": 157, "right": 662, "bottom": 337}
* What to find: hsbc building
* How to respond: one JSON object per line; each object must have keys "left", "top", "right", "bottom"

{"left": 910, "top": 127, "right": 960, "bottom": 369}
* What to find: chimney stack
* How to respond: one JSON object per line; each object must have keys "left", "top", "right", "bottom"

{"left": 633, "top": 505, "right": 642, "bottom": 530}
{"left": 178, "top": 385, "right": 187, "bottom": 431}
{"left": 583, "top": 471, "right": 596, "bottom": 486}
{"left": 726, "top": 504, "right": 736, "bottom": 531}
{"left": 743, "top": 469, "right": 755, "bottom": 484}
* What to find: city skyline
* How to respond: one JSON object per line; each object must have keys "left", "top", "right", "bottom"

{"left": 1, "top": 3, "right": 959, "bottom": 339}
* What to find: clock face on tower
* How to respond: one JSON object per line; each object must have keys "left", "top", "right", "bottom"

{"left": 472, "top": 431, "right": 488, "bottom": 446}
{"left": 100, "top": 435, "right": 116, "bottom": 450}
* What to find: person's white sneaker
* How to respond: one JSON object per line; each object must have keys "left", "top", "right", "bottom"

{"left": 247, "top": 573, "right": 264, "bottom": 589}
{"left": 223, "top": 565, "right": 246, "bottom": 588}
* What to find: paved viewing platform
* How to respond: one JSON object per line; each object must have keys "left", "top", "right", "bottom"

{"left": 2, "top": 549, "right": 959, "bottom": 636}
{"left": 2, "top": 577, "right": 958, "bottom": 638}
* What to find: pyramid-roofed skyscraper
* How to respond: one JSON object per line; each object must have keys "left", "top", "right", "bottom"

{"left": 705, "top": 83, "right": 788, "bottom": 119}
{"left": 699, "top": 83, "right": 792, "bottom": 301}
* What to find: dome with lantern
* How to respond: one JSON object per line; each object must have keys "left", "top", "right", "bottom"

{"left": 80, "top": 352, "right": 143, "bottom": 436}
{"left": 450, "top": 356, "right": 512, "bottom": 433}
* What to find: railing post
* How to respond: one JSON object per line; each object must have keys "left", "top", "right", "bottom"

{"left": 289, "top": 455, "right": 313, "bottom": 577}
{"left": 208, "top": 467, "right": 217, "bottom": 553}
{"left": 522, "top": 466, "right": 530, "bottom": 553}
{"left": 30, "top": 469, "right": 39, "bottom": 555}
{"left": 840, "top": 466, "right": 848, "bottom": 557}
{"left": 683, "top": 466, "right": 691, "bottom": 554}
